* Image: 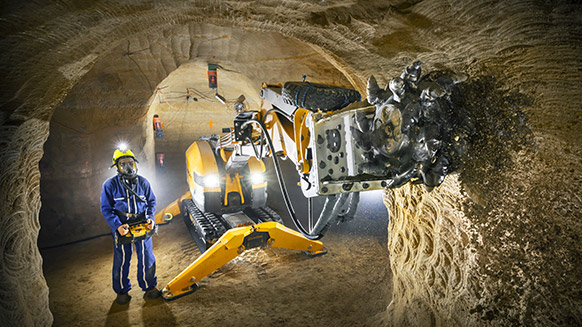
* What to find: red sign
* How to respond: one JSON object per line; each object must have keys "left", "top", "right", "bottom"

{"left": 208, "top": 63, "right": 217, "bottom": 89}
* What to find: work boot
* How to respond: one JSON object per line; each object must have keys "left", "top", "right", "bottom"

{"left": 115, "top": 292, "right": 131, "bottom": 305}
{"left": 144, "top": 287, "right": 161, "bottom": 299}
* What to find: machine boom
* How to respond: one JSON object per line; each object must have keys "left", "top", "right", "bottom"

{"left": 162, "top": 221, "right": 325, "bottom": 300}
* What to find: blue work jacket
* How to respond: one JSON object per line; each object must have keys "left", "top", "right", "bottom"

{"left": 101, "top": 174, "right": 157, "bottom": 234}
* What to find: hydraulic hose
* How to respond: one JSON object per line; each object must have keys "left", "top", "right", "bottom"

{"left": 246, "top": 135, "right": 265, "bottom": 159}
{"left": 261, "top": 107, "right": 293, "bottom": 124}
{"left": 241, "top": 118, "right": 322, "bottom": 240}
{"left": 244, "top": 108, "right": 288, "bottom": 162}
{"left": 338, "top": 192, "right": 360, "bottom": 222}
{"left": 310, "top": 193, "right": 348, "bottom": 236}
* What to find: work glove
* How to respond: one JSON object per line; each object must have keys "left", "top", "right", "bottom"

{"left": 117, "top": 224, "right": 129, "bottom": 236}
{"left": 146, "top": 219, "right": 155, "bottom": 230}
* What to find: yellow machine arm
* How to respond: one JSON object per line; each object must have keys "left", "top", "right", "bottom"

{"left": 162, "top": 221, "right": 325, "bottom": 300}
{"left": 154, "top": 191, "right": 191, "bottom": 225}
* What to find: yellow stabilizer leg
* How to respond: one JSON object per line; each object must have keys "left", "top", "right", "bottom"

{"left": 154, "top": 191, "right": 191, "bottom": 225}
{"left": 161, "top": 221, "right": 325, "bottom": 300}
{"left": 162, "top": 224, "right": 253, "bottom": 300}
{"left": 254, "top": 221, "right": 326, "bottom": 255}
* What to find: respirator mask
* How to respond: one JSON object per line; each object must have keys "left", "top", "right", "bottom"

{"left": 117, "top": 157, "right": 138, "bottom": 180}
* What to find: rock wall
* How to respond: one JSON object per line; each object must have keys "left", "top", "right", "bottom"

{"left": 382, "top": 176, "right": 478, "bottom": 326}
{"left": 376, "top": 1, "right": 582, "bottom": 325}
{"left": 0, "top": 119, "right": 52, "bottom": 326}
{"left": 0, "top": 0, "right": 581, "bottom": 326}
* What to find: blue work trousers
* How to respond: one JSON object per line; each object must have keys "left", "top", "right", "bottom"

{"left": 112, "top": 237, "right": 157, "bottom": 294}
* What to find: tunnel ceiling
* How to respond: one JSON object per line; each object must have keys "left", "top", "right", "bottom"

{"left": 1, "top": 1, "right": 582, "bottom": 326}
{"left": 41, "top": 22, "right": 355, "bottom": 179}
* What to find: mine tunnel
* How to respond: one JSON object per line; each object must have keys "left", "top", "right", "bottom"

{"left": 1, "top": 1, "right": 581, "bottom": 326}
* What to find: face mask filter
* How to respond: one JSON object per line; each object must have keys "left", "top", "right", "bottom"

{"left": 118, "top": 159, "right": 138, "bottom": 179}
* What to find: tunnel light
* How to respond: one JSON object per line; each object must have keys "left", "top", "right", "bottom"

{"left": 251, "top": 173, "right": 265, "bottom": 185}
{"left": 203, "top": 175, "right": 220, "bottom": 188}
{"left": 215, "top": 93, "right": 226, "bottom": 104}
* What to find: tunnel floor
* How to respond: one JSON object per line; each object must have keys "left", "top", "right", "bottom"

{"left": 41, "top": 211, "right": 391, "bottom": 326}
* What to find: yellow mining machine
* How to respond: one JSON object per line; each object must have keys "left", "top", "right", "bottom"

{"left": 154, "top": 61, "right": 467, "bottom": 300}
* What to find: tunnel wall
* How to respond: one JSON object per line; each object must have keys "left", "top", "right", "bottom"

{"left": 1, "top": 1, "right": 581, "bottom": 326}
{"left": 0, "top": 119, "right": 52, "bottom": 326}
{"left": 381, "top": 176, "right": 480, "bottom": 326}
{"left": 376, "top": 1, "right": 582, "bottom": 326}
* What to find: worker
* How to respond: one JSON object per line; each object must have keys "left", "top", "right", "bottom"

{"left": 100, "top": 147, "right": 161, "bottom": 305}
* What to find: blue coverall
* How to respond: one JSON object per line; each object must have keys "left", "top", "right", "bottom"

{"left": 100, "top": 174, "right": 157, "bottom": 294}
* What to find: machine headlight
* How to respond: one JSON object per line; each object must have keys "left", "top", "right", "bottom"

{"left": 203, "top": 175, "right": 220, "bottom": 188}
{"left": 251, "top": 173, "right": 265, "bottom": 185}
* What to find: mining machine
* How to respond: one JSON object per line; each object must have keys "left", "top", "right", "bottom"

{"left": 154, "top": 61, "right": 466, "bottom": 300}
